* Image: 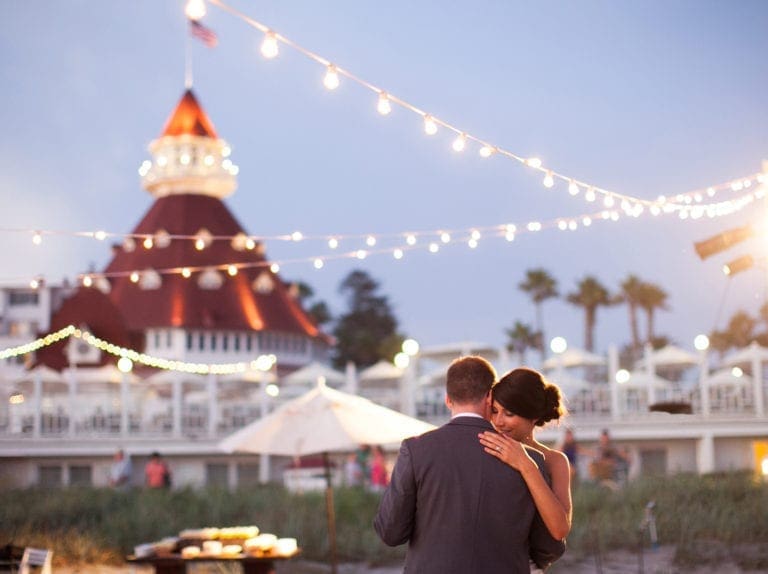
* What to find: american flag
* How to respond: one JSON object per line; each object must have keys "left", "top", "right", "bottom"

{"left": 189, "top": 20, "right": 218, "bottom": 48}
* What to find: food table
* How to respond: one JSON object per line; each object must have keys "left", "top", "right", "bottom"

{"left": 126, "top": 527, "right": 299, "bottom": 574}
{"left": 126, "top": 552, "right": 296, "bottom": 574}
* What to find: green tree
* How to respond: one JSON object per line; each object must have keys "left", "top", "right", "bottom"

{"left": 331, "top": 269, "right": 404, "bottom": 369}
{"left": 637, "top": 282, "right": 669, "bottom": 344}
{"left": 566, "top": 276, "right": 612, "bottom": 352}
{"left": 291, "top": 280, "right": 333, "bottom": 327}
{"left": 518, "top": 268, "right": 559, "bottom": 359}
{"left": 619, "top": 274, "right": 644, "bottom": 356}
{"left": 505, "top": 320, "right": 540, "bottom": 365}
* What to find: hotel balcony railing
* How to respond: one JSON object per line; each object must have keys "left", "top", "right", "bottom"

{"left": 0, "top": 383, "right": 764, "bottom": 440}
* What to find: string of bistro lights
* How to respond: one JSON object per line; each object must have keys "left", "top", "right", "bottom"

{"left": 200, "top": 0, "right": 765, "bottom": 214}
{"left": 1, "top": 181, "right": 763, "bottom": 289}
{"left": 0, "top": 325, "right": 276, "bottom": 375}
{"left": 2, "top": 0, "right": 766, "bottom": 287}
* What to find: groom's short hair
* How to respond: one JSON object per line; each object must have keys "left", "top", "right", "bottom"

{"left": 446, "top": 355, "right": 496, "bottom": 404}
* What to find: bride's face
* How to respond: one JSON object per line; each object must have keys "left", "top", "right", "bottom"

{"left": 490, "top": 400, "right": 535, "bottom": 441}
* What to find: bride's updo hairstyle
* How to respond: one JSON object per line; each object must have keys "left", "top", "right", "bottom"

{"left": 492, "top": 368, "right": 566, "bottom": 426}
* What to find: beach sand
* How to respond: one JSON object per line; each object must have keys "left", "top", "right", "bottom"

{"left": 54, "top": 545, "right": 749, "bottom": 574}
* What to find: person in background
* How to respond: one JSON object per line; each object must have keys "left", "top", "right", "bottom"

{"left": 375, "top": 356, "right": 565, "bottom": 573}
{"left": 355, "top": 445, "right": 371, "bottom": 488}
{"left": 144, "top": 451, "right": 171, "bottom": 489}
{"left": 478, "top": 368, "right": 572, "bottom": 543}
{"left": 344, "top": 452, "right": 363, "bottom": 487}
{"left": 558, "top": 427, "right": 581, "bottom": 482}
{"left": 369, "top": 445, "right": 388, "bottom": 492}
{"left": 590, "top": 428, "right": 630, "bottom": 488}
{"left": 108, "top": 449, "right": 132, "bottom": 489}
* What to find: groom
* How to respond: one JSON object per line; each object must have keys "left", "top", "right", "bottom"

{"left": 374, "top": 355, "right": 565, "bottom": 573}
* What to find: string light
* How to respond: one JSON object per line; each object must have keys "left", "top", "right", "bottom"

{"left": 377, "top": 92, "right": 392, "bottom": 115}
{"left": 185, "top": 0, "right": 207, "bottom": 20}
{"left": 479, "top": 145, "right": 495, "bottom": 158}
{"left": 543, "top": 171, "right": 555, "bottom": 188}
{"left": 423, "top": 115, "right": 438, "bottom": 135}
{"left": 452, "top": 133, "right": 467, "bottom": 152}
{"left": 323, "top": 65, "right": 340, "bottom": 90}
{"left": 202, "top": 0, "right": 766, "bottom": 217}
{"left": 32, "top": 232, "right": 42, "bottom": 245}
{"left": 260, "top": 31, "right": 279, "bottom": 58}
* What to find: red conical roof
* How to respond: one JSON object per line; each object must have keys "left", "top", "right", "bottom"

{"left": 102, "top": 194, "right": 320, "bottom": 336}
{"left": 160, "top": 89, "right": 218, "bottom": 138}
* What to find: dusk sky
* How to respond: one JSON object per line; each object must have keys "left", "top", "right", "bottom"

{"left": 2, "top": 1, "right": 767, "bottom": 360}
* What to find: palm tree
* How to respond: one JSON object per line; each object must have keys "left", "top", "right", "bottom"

{"left": 505, "top": 321, "right": 540, "bottom": 365}
{"left": 518, "top": 268, "right": 559, "bottom": 360}
{"left": 565, "top": 276, "right": 612, "bottom": 352}
{"left": 637, "top": 282, "right": 669, "bottom": 344}
{"left": 618, "top": 274, "right": 644, "bottom": 356}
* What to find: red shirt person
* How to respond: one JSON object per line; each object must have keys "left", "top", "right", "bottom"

{"left": 145, "top": 451, "right": 171, "bottom": 488}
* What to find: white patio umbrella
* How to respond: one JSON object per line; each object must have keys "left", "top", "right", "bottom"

{"left": 707, "top": 368, "right": 753, "bottom": 387}
{"left": 281, "top": 361, "right": 346, "bottom": 387}
{"left": 723, "top": 343, "right": 768, "bottom": 366}
{"left": 542, "top": 348, "right": 606, "bottom": 369}
{"left": 13, "top": 365, "right": 67, "bottom": 393}
{"left": 219, "top": 380, "right": 435, "bottom": 573}
{"left": 359, "top": 360, "right": 403, "bottom": 381}
{"left": 635, "top": 344, "right": 698, "bottom": 368}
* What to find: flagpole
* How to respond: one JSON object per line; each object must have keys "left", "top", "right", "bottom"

{"left": 185, "top": 21, "right": 193, "bottom": 89}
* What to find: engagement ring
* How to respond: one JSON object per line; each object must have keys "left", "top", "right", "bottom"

{"left": 496, "top": 446, "right": 502, "bottom": 452}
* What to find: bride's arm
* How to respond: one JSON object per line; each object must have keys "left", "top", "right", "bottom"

{"left": 479, "top": 432, "right": 571, "bottom": 539}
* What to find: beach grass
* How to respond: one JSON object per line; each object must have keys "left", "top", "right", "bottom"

{"left": 1, "top": 472, "right": 766, "bottom": 568}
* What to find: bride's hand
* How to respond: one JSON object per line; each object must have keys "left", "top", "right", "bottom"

{"left": 478, "top": 431, "right": 536, "bottom": 472}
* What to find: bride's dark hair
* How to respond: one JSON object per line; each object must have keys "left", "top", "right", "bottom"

{"left": 492, "top": 368, "right": 566, "bottom": 426}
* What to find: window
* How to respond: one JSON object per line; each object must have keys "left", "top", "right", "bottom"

{"left": 210, "top": 334, "right": 217, "bottom": 351}
{"left": 186, "top": 332, "right": 193, "bottom": 351}
{"left": 69, "top": 465, "right": 93, "bottom": 487}
{"left": 9, "top": 291, "right": 39, "bottom": 306}
{"left": 237, "top": 463, "right": 261, "bottom": 487}
{"left": 234, "top": 335, "right": 240, "bottom": 352}
{"left": 154, "top": 332, "right": 161, "bottom": 348}
{"left": 246, "top": 335, "right": 253, "bottom": 352}
{"left": 222, "top": 335, "right": 229, "bottom": 352}
{"left": 206, "top": 463, "right": 229, "bottom": 488}
{"left": 198, "top": 333, "right": 205, "bottom": 351}
{"left": 38, "top": 465, "right": 63, "bottom": 488}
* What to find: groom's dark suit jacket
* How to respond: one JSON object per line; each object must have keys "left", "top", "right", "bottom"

{"left": 374, "top": 415, "right": 565, "bottom": 573}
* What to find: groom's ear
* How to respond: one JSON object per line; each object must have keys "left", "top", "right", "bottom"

{"left": 444, "top": 394, "right": 452, "bottom": 409}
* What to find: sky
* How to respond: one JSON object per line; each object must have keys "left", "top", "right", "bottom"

{"left": 1, "top": 1, "right": 768, "bottom": 361}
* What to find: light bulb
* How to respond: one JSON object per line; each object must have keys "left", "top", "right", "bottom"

{"left": 328, "top": 238, "right": 339, "bottom": 249}
{"left": 356, "top": 250, "right": 367, "bottom": 260}
{"left": 423, "top": 115, "right": 438, "bottom": 135}
{"left": 479, "top": 146, "right": 494, "bottom": 158}
{"left": 526, "top": 157, "right": 542, "bottom": 168}
{"left": 32, "top": 232, "right": 42, "bottom": 245}
{"left": 291, "top": 231, "right": 303, "bottom": 242}
{"left": 313, "top": 259, "right": 324, "bottom": 269}
{"left": 270, "top": 263, "right": 280, "bottom": 273}
{"left": 323, "top": 65, "right": 340, "bottom": 90}
{"left": 261, "top": 32, "right": 279, "bottom": 59}
{"left": 83, "top": 275, "right": 93, "bottom": 288}
{"left": 603, "top": 195, "right": 615, "bottom": 208}
{"left": 440, "top": 232, "right": 450, "bottom": 243}
{"left": 130, "top": 272, "right": 140, "bottom": 283}
{"left": 429, "top": 243, "right": 439, "bottom": 253}
{"left": 568, "top": 180, "right": 579, "bottom": 195}
{"left": 377, "top": 93, "right": 392, "bottom": 115}
{"left": 227, "top": 265, "right": 238, "bottom": 276}
{"left": 366, "top": 236, "right": 377, "bottom": 246}
{"left": 452, "top": 133, "right": 466, "bottom": 152}
{"left": 393, "top": 249, "right": 404, "bottom": 259}
{"left": 406, "top": 234, "right": 417, "bottom": 245}
{"left": 181, "top": 268, "right": 191, "bottom": 278}
{"left": 543, "top": 171, "right": 555, "bottom": 188}
{"left": 585, "top": 187, "right": 596, "bottom": 202}
{"left": 143, "top": 237, "right": 153, "bottom": 249}
{"left": 94, "top": 230, "right": 107, "bottom": 241}
{"left": 195, "top": 238, "right": 205, "bottom": 250}
{"left": 185, "top": 0, "right": 206, "bottom": 21}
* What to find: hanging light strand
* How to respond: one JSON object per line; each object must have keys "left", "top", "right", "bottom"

{"left": 206, "top": 0, "right": 765, "bottom": 213}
